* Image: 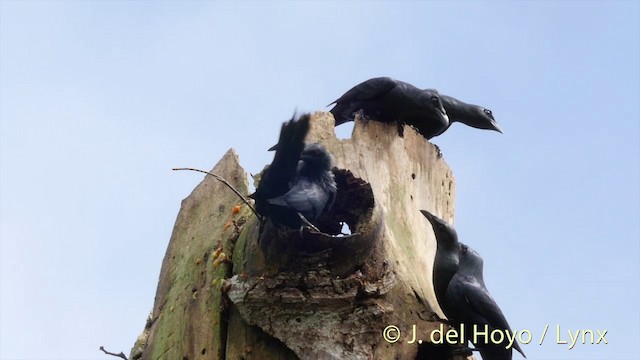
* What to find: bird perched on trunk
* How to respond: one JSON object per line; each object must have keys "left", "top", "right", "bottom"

{"left": 446, "top": 243, "right": 526, "bottom": 360}
{"left": 328, "top": 77, "right": 449, "bottom": 139}
{"left": 250, "top": 114, "right": 337, "bottom": 230}
{"left": 329, "top": 77, "right": 504, "bottom": 139}
{"left": 267, "top": 142, "right": 337, "bottom": 228}
{"left": 439, "top": 94, "right": 503, "bottom": 134}
{"left": 420, "top": 210, "right": 460, "bottom": 317}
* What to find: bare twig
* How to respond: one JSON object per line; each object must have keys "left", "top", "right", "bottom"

{"left": 306, "top": 229, "right": 361, "bottom": 239}
{"left": 297, "top": 213, "right": 321, "bottom": 233}
{"left": 99, "top": 346, "right": 128, "bottom": 360}
{"left": 297, "top": 214, "right": 361, "bottom": 239}
{"left": 172, "top": 167, "right": 261, "bottom": 220}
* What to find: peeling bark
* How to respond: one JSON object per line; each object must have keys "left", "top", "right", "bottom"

{"left": 132, "top": 113, "right": 472, "bottom": 360}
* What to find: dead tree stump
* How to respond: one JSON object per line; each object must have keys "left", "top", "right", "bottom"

{"left": 131, "top": 112, "right": 472, "bottom": 360}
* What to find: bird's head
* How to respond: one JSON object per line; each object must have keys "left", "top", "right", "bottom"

{"left": 459, "top": 243, "right": 483, "bottom": 269}
{"left": 300, "top": 143, "right": 333, "bottom": 170}
{"left": 465, "top": 106, "right": 503, "bottom": 134}
{"left": 420, "top": 209, "right": 458, "bottom": 248}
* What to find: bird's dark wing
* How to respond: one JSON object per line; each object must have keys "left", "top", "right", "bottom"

{"left": 270, "top": 115, "right": 310, "bottom": 181}
{"left": 328, "top": 77, "right": 399, "bottom": 125}
{"left": 463, "top": 280, "right": 526, "bottom": 357}
{"left": 251, "top": 114, "right": 310, "bottom": 216}
{"left": 324, "top": 183, "right": 336, "bottom": 213}
{"left": 267, "top": 180, "right": 330, "bottom": 221}
{"left": 328, "top": 77, "right": 398, "bottom": 106}
{"left": 444, "top": 273, "right": 469, "bottom": 322}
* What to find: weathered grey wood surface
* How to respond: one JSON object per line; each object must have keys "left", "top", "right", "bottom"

{"left": 132, "top": 112, "right": 472, "bottom": 360}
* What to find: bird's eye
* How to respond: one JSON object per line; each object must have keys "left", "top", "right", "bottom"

{"left": 484, "top": 109, "right": 492, "bottom": 115}
{"left": 430, "top": 96, "right": 439, "bottom": 104}
{"left": 461, "top": 245, "right": 468, "bottom": 254}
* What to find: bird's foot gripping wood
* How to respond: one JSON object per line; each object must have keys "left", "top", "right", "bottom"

{"left": 424, "top": 311, "right": 451, "bottom": 325}
{"left": 354, "top": 110, "right": 371, "bottom": 125}
{"left": 434, "top": 144, "right": 443, "bottom": 159}
{"left": 450, "top": 345, "right": 477, "bottom": 358}
{"left": 396, "top": 122, "right": 405, "bottom": 137}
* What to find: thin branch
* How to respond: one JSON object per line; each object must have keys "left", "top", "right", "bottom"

{"left": 172, "top": 167, "right": 261, "bottom": 220}
{"left": 297, "top": 214, "right": 361, "bottom": 239}
{"left": 298, "top": 213, "right": 321, "bottom": 233}
{"left": 99, "top": 346, "right": 128, "bottom": 360}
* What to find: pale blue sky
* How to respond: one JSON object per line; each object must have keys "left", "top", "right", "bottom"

{"left": 1, "top": 1, "right": 638, "bottom": 359}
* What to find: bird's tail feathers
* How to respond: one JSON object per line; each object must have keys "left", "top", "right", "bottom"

{"left": 514, "top": 342, "right": 526, "bottom": 358}
{"left": 270, "top": 113, "right": 310, "bottom": 176}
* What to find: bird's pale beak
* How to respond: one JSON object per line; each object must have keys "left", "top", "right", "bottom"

{"left": 491, "top": 121, "right": 503, "bottom": 134}
{"left": 419, "top": 209, "right": 435, "bottom": 223}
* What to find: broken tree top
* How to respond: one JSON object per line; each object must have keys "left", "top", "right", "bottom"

{"left": 133, "top": 112, "right": 465, "bottom": 360}
{"left": 133, "top": 81, "right": 518, "bottom": 359}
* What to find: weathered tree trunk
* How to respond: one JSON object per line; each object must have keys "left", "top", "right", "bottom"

{"left": 131, "top": 112, "right": 471, "bottom": 360}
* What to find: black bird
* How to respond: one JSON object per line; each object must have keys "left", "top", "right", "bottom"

{"left": 267, "top": 142, "right": 337, "bottom": 227}
{"left": 420, "top": 210, "right": 460, "bottom": 317}
{"left": 440, "top": 94, "right": 503, "bottom": 134}
{"left": 249, "top": 114, "right": 310, "bottom": 223}
{"left": 446, "top": 243, "right": 526, "bottom": 360}
{"left": 328, "top": 77, "right": 449, "bottom": 139}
